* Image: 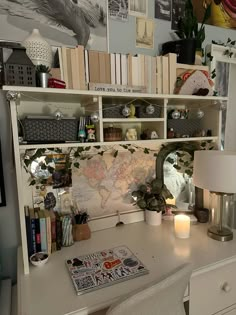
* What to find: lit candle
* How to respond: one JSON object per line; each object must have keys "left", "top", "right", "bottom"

{"left": 174, "top": 214, "right": 190, "bottom": 239}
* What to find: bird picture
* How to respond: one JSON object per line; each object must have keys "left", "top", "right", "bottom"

{"left": 0, "top": 0, "right": 107, "bottom": 48}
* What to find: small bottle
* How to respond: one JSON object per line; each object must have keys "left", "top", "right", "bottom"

{"left": 167, "top": 128, "right": 175, "bottom": 138}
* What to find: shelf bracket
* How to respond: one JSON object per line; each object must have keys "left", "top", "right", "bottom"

{"left": 6, "top": 91, "right": 21, "bottom": 105}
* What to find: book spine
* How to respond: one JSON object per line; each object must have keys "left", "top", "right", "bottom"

{"left": 25, "top": 207, "right": 34, "bottom": 257}
{"left": 77, "top": 45, "right": 87, "bottom": 90}
{"left": 0, "top": 48, "right": 4, "bottom": 87}
{"left": 51, "top": 216, "right": 56, "bottom": 253}
{"left": 34, "top": 212, "right": 41, "bottom": 252}
{"left": 121, "top": 54, "right": 128, "bottom": 86}
{"left": 55, "top": 213, "right": 62, "bottom": 251}
{"left": 84, "top": 49, "right": 90, "bottom": 84}
{"left": 39, "top": 217, "right": 47, "bottom": 252}
{"left": 115, "top": 53, "right": 121, "bottom": 85}
{"left": 110, "top": 53, "right": 116, "bottom": 85}
{"left": 30, "top": 217, "right": 36, "bottom": 254}
{"left": 46, "top": 216, "right": 51, "bottom": 255}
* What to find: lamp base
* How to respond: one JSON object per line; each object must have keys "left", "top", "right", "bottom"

{"left": 207, "top": 225, "right": 233, "bottom": 242}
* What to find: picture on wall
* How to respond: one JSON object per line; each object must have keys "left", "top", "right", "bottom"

{"left": 0, "top": 141, "right": 6, "bottom": 207}
{"left": 193, "top": 0, "right": 236, "bottom": 29}
{"left": 0, "top": 0, "right": 108, "bottom": 51}
{"left": 108, "top": 0, "right": 129, "bottom": 22}
{"left": 136, "top": 17, "right": 154, "bottom": 49}
{"left": 129, "top": 0, "right": 148, "bottom": 17}
{"left": 171, "top": 0, "right": 186, "bottom": 30}
{"left": 155, "top": 0, "right": 171, "bottom": 21}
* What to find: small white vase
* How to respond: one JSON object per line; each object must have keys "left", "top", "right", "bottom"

{"left": 23, "top": 29, "right": 52, "bottom": 68}
{"left": 145, "top": 210, "right": 162, "bottom": 226}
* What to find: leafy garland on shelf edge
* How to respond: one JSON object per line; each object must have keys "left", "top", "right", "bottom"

{"left": 23, "top": 140, "right": 216, "bottom": 186}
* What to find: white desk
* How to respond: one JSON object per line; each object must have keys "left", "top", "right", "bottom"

{"left": 17, "top": 221, "right": 236, "bottom": 315}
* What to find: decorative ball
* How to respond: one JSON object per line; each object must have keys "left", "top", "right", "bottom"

{"left": 197, "top": 108, "right": 204, "bottom": 119}
{"left": 220, "top": 101, "right": 227, "bottom": 111}
{"left": 54, "top": 110, "right": 64, "bottom": 120}
{"left": 90, "top": 112, "right": 99, "bottom": 123}
{"left": 146, "top": 104, "right": 155, "bottom": 115}
{"left": 122, "top": 105, "right": 130, "bottom": 117}
{"left": 171, "top": 110, "right": 181, "bottom": 119}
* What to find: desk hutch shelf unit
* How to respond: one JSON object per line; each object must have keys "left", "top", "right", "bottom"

{"left": 3, "top": 85, "right": 227, "bottom": 276}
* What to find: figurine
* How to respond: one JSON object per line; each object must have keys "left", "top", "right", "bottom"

{"left": 86, "top": 124, "right": 96, "bottom": 142}
{"left": 150, "top": 131, "right": 159, "bottom": 139}
{"left": 129, "top": 103, "right": 136, "bottom": 118}
{"left": 126, "top": 128, "right": 137, "bottom": 141}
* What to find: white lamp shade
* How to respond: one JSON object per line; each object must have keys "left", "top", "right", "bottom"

{"left": 193, "top": 150, "right": 236, "bottom": 194}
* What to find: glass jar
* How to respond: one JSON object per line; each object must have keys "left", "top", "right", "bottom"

{"left": 209, "top": 192, "right": 235, "bottom": 230}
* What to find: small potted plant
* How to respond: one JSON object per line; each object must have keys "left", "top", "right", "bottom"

{"left": 35, "top": 64, "right": 51, "bottom": 88}
{"left": 162, "top": 0, "right": 211, "bottom": 65}
{"left": 132, "top": 179, "right": 173, "bottom": 226}
{"left": 175, "top": 0, "right": 211, "bottom": 64}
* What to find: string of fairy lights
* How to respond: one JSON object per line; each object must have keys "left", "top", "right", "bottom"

{"left": 18, "top": 92, "right": 226, "bottom": 123}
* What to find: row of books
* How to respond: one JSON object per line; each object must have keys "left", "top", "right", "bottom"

{"left": 24, "top": 206, "right": 62, "bottom": 257}
{"left": 55, "top": 45, "right": 177, "bottom": 94}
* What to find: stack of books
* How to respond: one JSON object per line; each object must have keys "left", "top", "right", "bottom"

{"left": 54, "top": 46, "right": 179, "bottom": 94}
{"left": 24, "top": 206, "right": 62, "bottom": 257}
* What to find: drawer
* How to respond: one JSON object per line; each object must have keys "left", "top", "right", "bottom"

{"left": 190, "top": 260, "right": 236, "bottom": 315}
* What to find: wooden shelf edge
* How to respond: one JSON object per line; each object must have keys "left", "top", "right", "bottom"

{"left": 2, "top": 86, "right": 228, "bottom": 101}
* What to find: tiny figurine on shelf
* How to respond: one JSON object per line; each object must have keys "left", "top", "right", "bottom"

{"left": 86, "top": 124, "right": 96, "bottom": 142}
{"left": 126, "top": 128, "right": 138, "bottom": 141}
{"left": 140, "top": 129, "right": 148, "bottom": 140}
{"left": 206, "top": 129, "right": 212, "bottom": 136}
{"left": 129, "top": 103, "right": 136, "bottom": 118}
{"left": 78, "top": 117, "right": 86, "bottom": 142}
{"left": 167, "top": 128, "right": 175, "bottom": 138}
{"left": 150, "top": 131, "right": 159, "bottom": 139}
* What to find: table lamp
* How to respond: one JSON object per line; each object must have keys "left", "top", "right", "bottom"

{"left": 193, "top": 150, "right": 236, "bottom": 241}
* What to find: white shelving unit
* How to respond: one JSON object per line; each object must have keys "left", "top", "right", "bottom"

{"left": 2, "top": 85, "right": 228, "bottom": 275}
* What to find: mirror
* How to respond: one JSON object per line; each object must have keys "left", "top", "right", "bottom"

{"left": 155, "top": 141, "right": 212, "bottom": 211}
{"left": 163, "top": 151, "right": 195, "bottom": 210}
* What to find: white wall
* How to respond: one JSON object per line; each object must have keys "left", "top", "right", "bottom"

{"left": 0, "top": 0, "right": 236, "bottom": 282}
{"left": 0, "top": 91, "right": 20, "bottom": 283}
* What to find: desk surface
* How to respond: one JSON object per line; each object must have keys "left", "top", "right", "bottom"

{"left": 18, "top": 221, "right": 236, "bottom": 315}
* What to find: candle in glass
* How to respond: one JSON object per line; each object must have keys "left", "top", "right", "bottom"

{"left": 174, "top": 214, "right": 190, "bottom": 239}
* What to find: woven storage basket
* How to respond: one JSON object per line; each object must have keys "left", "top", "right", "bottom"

{"left": 22, "top": 118, "right": 78, "bottom": 142}
{"left": 103, "top": 104, "right": 124, "bottom": 118}
{"left": 167, "top": 119, "right": 202, "bottom": 137}
{"left": 136, "top": 104, "right": 161, "bottom": 118}
{"left": 103, "top": 104, "right": 161, "bottom": 119}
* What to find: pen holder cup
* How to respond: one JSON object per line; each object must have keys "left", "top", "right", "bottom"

{"left": 73, "top": 223, "right": 91, "bottom": 241}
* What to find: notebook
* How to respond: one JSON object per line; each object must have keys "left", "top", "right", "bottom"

{"left": 66, "top": 245, "right": 149, "bottom": 295}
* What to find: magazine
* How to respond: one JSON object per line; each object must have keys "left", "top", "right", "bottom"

{"left": 66, "top": 245, "right": 149, "bottom": 295}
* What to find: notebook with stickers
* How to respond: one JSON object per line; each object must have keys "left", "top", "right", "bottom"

{"left": 66, "top": 245, "right": 149, "bottom": 295}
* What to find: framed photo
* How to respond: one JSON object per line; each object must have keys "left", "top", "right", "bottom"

{"left": 0, "top": 141, "right": 6, "bottom": 207}
{"left": 136, "top": 18, "right": 154, "bottom": 49}
{"left": 129, "top": 0, "right": 148, "bottom": 17}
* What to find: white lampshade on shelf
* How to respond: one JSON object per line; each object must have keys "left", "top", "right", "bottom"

{"left": 193, "top": 150, "right": 236, "bottom": 241}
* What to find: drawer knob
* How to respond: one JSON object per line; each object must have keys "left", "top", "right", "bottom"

{"left": 222, "top": 282, "right": 231, "bottom": 293}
